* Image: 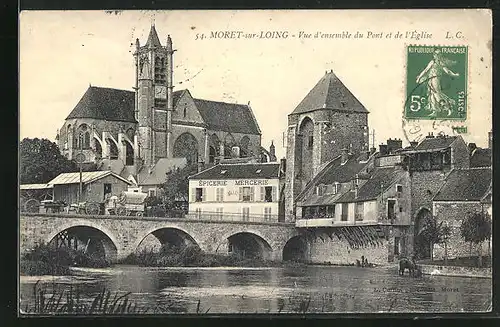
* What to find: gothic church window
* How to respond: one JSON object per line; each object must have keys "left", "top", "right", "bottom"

{"left": 154, "top": 56, "right": 166, "bottom": 84}
{"left": 77, "top": 124, "right": 91, "bottom": 149}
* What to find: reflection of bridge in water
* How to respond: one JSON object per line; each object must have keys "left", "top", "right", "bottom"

{"left": 20, "top": 213, "right": 307, "bottom": 262}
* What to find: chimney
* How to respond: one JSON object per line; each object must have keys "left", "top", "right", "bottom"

{"left": 468, "top": 143, "right": 477, "bottom": 154}
{"left": 410, "top": 141, "right": 418, "bottom": 148}
{"left": 489, "top": 130, "right": 493, "bottom": 149}
{"left": 370, "top": 147, "right": 376, "bottom": 154}
{"left": 341, "top": 148, "right": 349, "bottom": 164}
{"left": 197, "top": 160, "right": 205, "bottom": 173}
{"left": 387, "top": 138, "right": 403, "bottom": 154}
{"left": 379, "top": 144, "right": 388, "bottom": 156}
{"left": 426, "top": 132, "right": 435, "bottom": 139}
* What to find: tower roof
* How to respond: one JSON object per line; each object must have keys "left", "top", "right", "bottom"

{"left": 145, "top": 25, "right": 162, "bottom": 47}
{"left": 291, "top": 70, "right": 369, "bottom": 115}
{"left": 66, "top": 86, "right": 137, "bottom": 123}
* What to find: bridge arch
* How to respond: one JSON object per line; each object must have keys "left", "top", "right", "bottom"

{"left": 223, "top": 231, "right": 273, "bottom": 260}
{"left": 282, "top": 235, "right": 308, "bottom": 262}
{"left": 45, "top": 221, "right": 119, "bottom": 262}
{"left": 133, "top": 226, "right": 201, "bottom": 253}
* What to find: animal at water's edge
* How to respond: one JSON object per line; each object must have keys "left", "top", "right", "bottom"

{"left": 399, "top": 258, "right": 422, "bottom": 277}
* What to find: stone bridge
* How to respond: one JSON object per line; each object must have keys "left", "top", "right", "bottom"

{"left": 20, "top": 213, "right": 301, "bottom": 262}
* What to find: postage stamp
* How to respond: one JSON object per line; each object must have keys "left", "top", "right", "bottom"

{"left": 405, "top": 45, "right": 468, "bottom": 121}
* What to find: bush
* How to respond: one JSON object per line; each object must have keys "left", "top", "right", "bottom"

{"left": 20, "top": 243, "right": 110, "bottom": 276}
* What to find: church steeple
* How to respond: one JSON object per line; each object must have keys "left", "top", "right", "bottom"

{"left": 145, "top": 24, "right": 162, "bottom": 48}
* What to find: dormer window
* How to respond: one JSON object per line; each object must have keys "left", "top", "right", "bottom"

{"left": 341, "top": 101, "right": 347, "bottom": 108}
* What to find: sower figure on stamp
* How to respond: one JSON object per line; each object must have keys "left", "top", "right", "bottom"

{"left": 416, "top": 49, "right": 460, "bottom": 117}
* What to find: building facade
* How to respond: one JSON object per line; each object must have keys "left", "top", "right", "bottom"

{"left": 188, "top": 163, "right": 284, "bottom": 222}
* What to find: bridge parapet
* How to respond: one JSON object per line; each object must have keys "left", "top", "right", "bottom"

{"left": 20, "top": 213, "right": 298, "bottom": 262}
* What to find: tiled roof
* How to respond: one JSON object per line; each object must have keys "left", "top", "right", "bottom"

{"left": 193, "top": 99, "right": 261, "bottom": 135}
{"left": 336, "top": 166, "right": 402, "bottom": 203}
{"left": 137, "top": 158, "right": 187, "bottom": 186}
{"left": 290, "top": 71, "right": 369, "bottom": 115}
{"left": 189, "top": 163, "right": 280, "bottom": 180}
{"left": 296, "top": 153, "right": 373, "bottom": 203}
{"left": 413, "top": 136, "right": 458, "bottom": 152}
{"left": 48, "top": 171, "right": 131, "bottom": 185}
{"left": 20, "top": 184, "right": 53, "bottom": 190}
{"left": 433, "top": 168, "right": 492, "bottom": 201}
{"left": 470, "top": 148, "right": 492, "bottom": 167}
{"left": 66, "top": 87, "right": 137, "bottom": 122}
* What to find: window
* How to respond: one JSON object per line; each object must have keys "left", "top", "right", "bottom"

{"left": 264, "top": 207, "right": 272, "bottom": 220}
{"left": 396, "top": 185, "right": 403, "bottom": 193}
{"left": 387, "top": 199, "right": 396, "bottom": 222}
{"left": 239, "top": 187, "right": 254, "bottom": 202}
{"left": 103, "top": 183, "right": 112, "bottom": 201}
{"left": 195, "top": 188, "right": 204, "bottom": 202}
{"left": 308, "top": 135, "right": 314, "bottom": 149}
{"left": 195, "top": 208, "right": 202, "bottom": 219}
{"left": 317, "top": 185, "right": 326, "bottom": 196}
{"left": 333, "top": 182, "right": 340, "bottom": 195}
{"left": 394, "top": 237, "right": 400, "bottom": 255}
{"left": 216, "top": 207, "right": 223, "bottom": 220}
{"left": 242, "top": 207, "right": 250, "bottom": 221}
{"left": 327, "top": 205, "right": 335, "bottom": 218}
{"left": 183, "top": 107, "right": 187, "bottom": 118}
{"left": 148, "top": 189, "right": 156, "bottom": 197}
{"left": 341, "top": 203, "right": 348, "bottom": 221}
{"left": 355, "top": 202, "right": 364, "bottom": 221}
{"left": 216, "top": 188, "right": 224, "bottom": 202}
{"left": 399, "top": 206, "right": 403, "bottom": 213}
{"left": 154, "top": 56, "right": 166, "bottom": 84}
{"left": 261, "top": 186, "right": 273, "bottom": 202}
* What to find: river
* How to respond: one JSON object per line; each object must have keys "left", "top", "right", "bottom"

{"left": 19, "top": 265, "right": 491, "bottom": 314}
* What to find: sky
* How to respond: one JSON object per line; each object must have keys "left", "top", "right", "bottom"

{"left": 20, "top": 10, "right": 492, "bottom": 159}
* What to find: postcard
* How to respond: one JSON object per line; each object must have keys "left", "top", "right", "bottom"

{"left": 19, "top": 9, "right": 492, "bottom": 315}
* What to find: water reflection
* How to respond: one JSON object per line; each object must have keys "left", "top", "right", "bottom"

{"left": 20, "top": 265, "right": 491, "bottom": 314}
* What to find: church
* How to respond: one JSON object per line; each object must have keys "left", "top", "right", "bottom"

{"left": 56, "top": 25, "right": 275, "bottom": 191}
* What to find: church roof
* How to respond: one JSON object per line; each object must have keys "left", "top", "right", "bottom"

{"left": 145, "top": 25, "right": 162, "bottom": 47}
{"left": 290, "top": 71, "right": 369, "bottom": 115}
{"left": 193, "top": 98, "right": 262, "bottom": 135}
{"left": 66, "top": 86, "right": 137, "bottom": 123}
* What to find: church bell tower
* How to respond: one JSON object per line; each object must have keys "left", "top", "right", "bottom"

{"left": 133, "top": 25, "right": 174, "bottom": 168}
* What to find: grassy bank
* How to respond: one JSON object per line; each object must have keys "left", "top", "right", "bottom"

{"left": 20, "top": 243, "right": 111, "bottom": 276}
{"left": 119, "top": 244, "right": 306, "bottom": 268}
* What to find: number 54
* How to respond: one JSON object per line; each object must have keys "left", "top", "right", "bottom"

{"left": 409, "top": 95, "right": 425, "bottom": 112}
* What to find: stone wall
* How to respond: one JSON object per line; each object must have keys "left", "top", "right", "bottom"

{"left": 432, "top": 201, "right": 492, "bottom": 260}
{"left": 410, "top": 169, "right": 448, "bottom": 220}
{"left": 306, "top": 236, "right": 389, "bottom": 266}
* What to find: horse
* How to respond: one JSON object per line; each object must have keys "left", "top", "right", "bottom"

{"left": 399, "top": 258, "right": 417, "bottom": 276}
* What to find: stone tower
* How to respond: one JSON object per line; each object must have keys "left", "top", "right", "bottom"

{"left": 284, "top": 70, "right": 369, "bottom": 221}
{"left": 133, "top": 25, "right": 174, "bottom": 169}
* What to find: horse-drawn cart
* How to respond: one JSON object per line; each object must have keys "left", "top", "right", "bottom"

{"left": 105, "top": 191, "right": 147, "bottom": 216}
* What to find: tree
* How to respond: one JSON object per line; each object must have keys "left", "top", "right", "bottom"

{"left": 20, "top": 138, "right": 78, "bottom": 184}
{"left": 417, "top": 217, "right": 450, "bottom": 261}
{"left": 460, "top": 211, "right": 492, "bottom": 267}
{"left": 161, "top": 164, "right": 198, "bottom": 213}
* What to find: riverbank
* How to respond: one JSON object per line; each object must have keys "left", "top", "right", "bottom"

{"left": 418, "top": 264, "right": 492, "bottom": 279}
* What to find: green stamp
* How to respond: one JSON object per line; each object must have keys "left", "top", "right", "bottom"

{"left": 405, "top": 45, "right": 468, "bottom": 120}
